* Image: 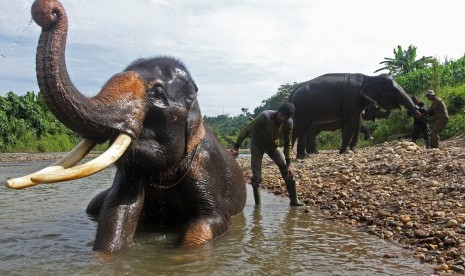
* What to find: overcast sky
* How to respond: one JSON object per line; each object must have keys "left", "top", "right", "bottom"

{"left": 1, "top": 0, "right": 464, "bottom": 116}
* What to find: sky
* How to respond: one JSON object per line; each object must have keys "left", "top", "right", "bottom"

{"left": 0, "top": 0, "right": 464, "bottom": 116}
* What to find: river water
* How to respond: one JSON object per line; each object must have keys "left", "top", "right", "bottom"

{"left": 0, "top": 159, "right": 430, "bottom": 275}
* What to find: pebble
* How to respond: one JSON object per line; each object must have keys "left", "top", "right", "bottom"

{"left": 399, "top": 215, "right": 411, "bottom": 224}
{"left": 446, "top": 219, "right": 458, "bottom": 227}
{"left": 414, "top": 230, "right": 430, "bottom": 239}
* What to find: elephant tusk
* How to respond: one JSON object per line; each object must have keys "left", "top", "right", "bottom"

{"left": 30, "top": 133, "right": 132, "bottom": 184}
{"left": 5, "top": 138, "right": 98, "bottom": 189}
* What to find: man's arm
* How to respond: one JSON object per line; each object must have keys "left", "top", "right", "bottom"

{"left": 283, "top": 121, "right": 293, "bottom": 164}
{"left": 229, "top": 114, "right": 263, "bottom": 157}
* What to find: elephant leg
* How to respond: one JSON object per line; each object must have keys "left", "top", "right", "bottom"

{"left": 340, "top": 115, "right": 361, "bottom": 154}
{"left": 182, "top": 215, "right": 229, "bottom": 246}
{"left": 93, "top": 172, "right": 145, "bottom": 252}
{"left": 86, "top": 188, "right": 111, "bottom": 218}
{"left": 360, "top": 125, "right": 373, "bottom": 141}
{"left": 296, "top": 125, "right": 308, "bottom": 159}
{"left": 339, "top": 127, "right": 353, "bottom": 154}
{"left": 349, "top": 120, "right": 362, "bottom": 152}
{"left": 305, "top": 130, "right": 319, "bottom": 154}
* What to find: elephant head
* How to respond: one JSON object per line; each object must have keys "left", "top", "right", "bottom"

{"left": 361, "top": 74, "right": 419, "bottom": 116}
{"left": 6, "top": 0, "right": 203, "bottom": 188}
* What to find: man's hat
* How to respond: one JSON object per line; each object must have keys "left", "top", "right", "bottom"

{"left": 426, "top": 90, "right": 436, "bottom": 96}
{"left": 278, "top": 102, "right": 295, "bottom": 117}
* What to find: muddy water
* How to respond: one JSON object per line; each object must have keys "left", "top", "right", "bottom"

{"left": 0, "top": 159, "right": 430, "bottom": 275}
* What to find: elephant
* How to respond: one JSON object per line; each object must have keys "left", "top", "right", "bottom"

{"left": 303, "top": 105, "right": 391, "bottom": 154}
{"left": 289, "top": 73, "right": 420, "bottom": 157}
{"left": 5, "top": 0, "right": 246, "bottom": 253}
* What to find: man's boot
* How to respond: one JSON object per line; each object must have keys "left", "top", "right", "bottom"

{"left": 252, "top": 183, "right": 261, "bottom": 205}
{"left": 285, "top": 179, "right": 304, "bottom": 206}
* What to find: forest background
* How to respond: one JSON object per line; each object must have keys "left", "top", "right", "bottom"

{"left": 1, "top": 45, "right": 465, "bottom": 153}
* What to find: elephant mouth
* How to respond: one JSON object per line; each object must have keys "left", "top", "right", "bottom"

{"left": 5, "top": 133, "right": 132, "bottom": 189}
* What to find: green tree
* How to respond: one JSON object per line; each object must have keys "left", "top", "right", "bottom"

{"left": 374, "top": 45, "right": 435, "bottom": 76}
{"left": 253, "top": 82, "right": 301, "bottom": 116}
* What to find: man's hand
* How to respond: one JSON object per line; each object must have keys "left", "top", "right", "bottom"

{"left": 283, "top": 164, "right": 293, "bottom": 181}
{"left": 228, "top": 148, "right": 239, "bottom": 158}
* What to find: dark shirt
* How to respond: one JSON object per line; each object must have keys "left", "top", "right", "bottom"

{"left": 235, "top": 110, "right": 293, "bottom": 160}
{"left": 414, "top": 102, "right": 427, "bottom": 125}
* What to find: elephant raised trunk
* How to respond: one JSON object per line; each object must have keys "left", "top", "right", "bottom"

{"left": 7, "top": 0, "right": 151, "bottom": 188}
{"left": 32, "top": 0, "right": 147, "bottom": 140}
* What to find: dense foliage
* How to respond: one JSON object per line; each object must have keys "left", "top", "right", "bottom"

{"left": 203, "top": 114, "right": 250, "bottom": 148}
{"left": 0, "top": 91, "right": 79, "bottom": 152}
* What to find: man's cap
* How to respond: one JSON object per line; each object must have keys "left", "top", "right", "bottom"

{"left": 426, "top": 90, "right": 436, "bottom": 96}
{"left": 278, "top": 102, "right": 295, "bottom": 117}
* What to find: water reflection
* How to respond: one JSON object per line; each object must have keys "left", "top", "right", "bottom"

{"left": 0, "top": 160, "right": 429, "bottom": 275}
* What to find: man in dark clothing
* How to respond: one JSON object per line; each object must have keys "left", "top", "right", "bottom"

{"left": 411, "top": 96, "right": 430, "bottom": 148}
{"left": 421, "top": 90, "right": 449, "bottom": 148}
{"left": 229, "top": 103, "right": 303, "bottom": 206}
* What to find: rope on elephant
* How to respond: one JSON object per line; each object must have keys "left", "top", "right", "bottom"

{"left": 157, "top": 141, "right": 201, "bottom": 190}
{"left": 0, "top": 18, "right": 33, "bottom": 60}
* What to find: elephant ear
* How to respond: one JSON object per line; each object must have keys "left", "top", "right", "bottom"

{"left": 185, "top": 99, "right": 205, "bottom": 153}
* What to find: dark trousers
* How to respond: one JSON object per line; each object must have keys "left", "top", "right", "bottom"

{"left": 250, "top": 139, "right": 287, "bottom": 186}
{"left": 412, "top": 121, "right": 430, "bottom": 147}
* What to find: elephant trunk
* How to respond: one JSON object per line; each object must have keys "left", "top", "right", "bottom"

{"left": 32, "top": 0, "right": 146, "bottom": 141}
{"left": 394, "top": 83, "right": 420, "bottom": 116}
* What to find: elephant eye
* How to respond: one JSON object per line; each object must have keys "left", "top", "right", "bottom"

{"left": 147, "top": 85, "right": 164, "bottom": 97}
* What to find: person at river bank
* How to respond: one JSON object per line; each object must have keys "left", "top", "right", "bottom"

{"left": 421, "top": 90, "right": 449, "bottom": 149}
{"left": 410, "top": 96, "right": 430, "bottom": 148}
{"left": 229, "top": 103, "right": 303, "bottom": 206}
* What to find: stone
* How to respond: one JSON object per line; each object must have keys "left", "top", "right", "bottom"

{"left": 433, "top": 264, "right": 449, "bottom": 271}
{"left": 446, "top": 219, "right": 458, "bottom": 227}
{"left": 414, "top": 230, "right": 430, "bottom": 239}
{"left": 451, "top": 265, "right": 465, "bottom": 272}
{"left": 377, "top": 209, "right": 391, "bottom": 218}
{"left": 399, "top": 215, "right": 411, "bottom": 224}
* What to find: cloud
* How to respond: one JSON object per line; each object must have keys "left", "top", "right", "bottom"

{"left": 1, "top": 0, "right": 465, "bottom": 116}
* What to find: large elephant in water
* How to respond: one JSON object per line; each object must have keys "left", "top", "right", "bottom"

{"left": 304, "top": 105, "right": 391, "bottom": 154}
{"left": 5, "top": 0, "right": 246, "bottom": 253}
{"left": 289, "top": 73, "right": 419, "bottom": 157}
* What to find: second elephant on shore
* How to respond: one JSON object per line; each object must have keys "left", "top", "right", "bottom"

{"left": 289, "top": 73, "right": 419, "bottom": 157}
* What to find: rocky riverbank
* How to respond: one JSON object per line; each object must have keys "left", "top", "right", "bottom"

{"left": 237, "top": 136, "right": 465, "bottom": 274}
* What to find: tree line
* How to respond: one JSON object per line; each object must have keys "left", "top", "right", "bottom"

{"left": 1, "top": 46, "right": 465, "bottom": 152}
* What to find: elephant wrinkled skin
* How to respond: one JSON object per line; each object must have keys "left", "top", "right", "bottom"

{"left": 5, "top": 0, "right": 246, "bottom": 253}
{"left": 290, "top": 73, "right": 419, "bottom": 157}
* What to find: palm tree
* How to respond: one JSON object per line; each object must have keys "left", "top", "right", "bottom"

{"left": 374, "top": 45, "right": 435, "bottom": 76}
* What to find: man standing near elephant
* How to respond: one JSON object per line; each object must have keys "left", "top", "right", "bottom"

{"left": 410, "top": 96, "right": 430, "bottom": 148}
{"left": 421, "top": 90, "right": 448, "bottom": 148}
{"left": 229, "top": 103, "right": 303, "bottom": 206}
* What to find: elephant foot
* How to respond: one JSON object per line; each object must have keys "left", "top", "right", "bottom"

{"left": 182, "top": 221, "right": 214, "bottom": 246}
{"left": 339, "top": 149, "right": 354, "bottom": 154}
{"left": 296, "top": 153, "right": 308, "bottom": 159}
{"left": 307, "top": 150, "right": 319, "bottom": 154}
